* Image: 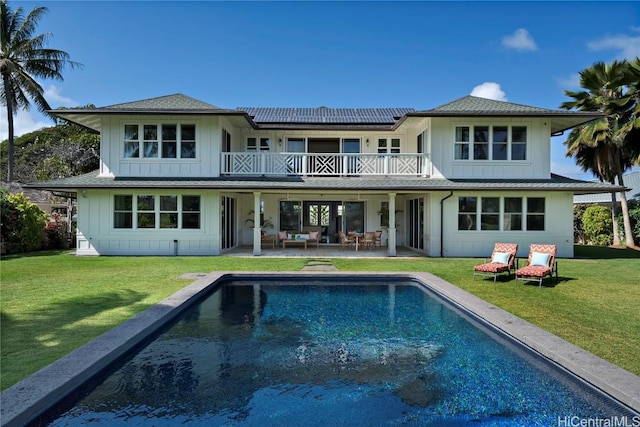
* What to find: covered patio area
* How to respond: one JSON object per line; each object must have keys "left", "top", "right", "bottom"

{"left": 224, "top": 244, "right": 424, "bottom": 258}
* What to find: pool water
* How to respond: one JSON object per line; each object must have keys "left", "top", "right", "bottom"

{"left": 36, "top": 280, "right": 633, "bottom": 426}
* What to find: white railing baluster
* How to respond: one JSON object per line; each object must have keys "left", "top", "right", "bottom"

{"left": 222, "top": 153, "right": 431, "bottom": 177}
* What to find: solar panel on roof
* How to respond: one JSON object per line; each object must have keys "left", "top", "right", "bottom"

{"left": 238, "top": 107, "right": 414, "bottom": 124}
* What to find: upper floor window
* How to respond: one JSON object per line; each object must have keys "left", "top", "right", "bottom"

{"left": 113, "top": 194, "right": 201, "bottom": 229}
{"left": 378, "top": 138, "right": 400, "bottom": 154}
{"left": 286, "top": 137, "right": 306, "bottom": 153}
{"left": 124, "top": 124, "right": 196, "bottom": 159}
{"left": 247, "top": 137, "right": 270, "bottom": 152}
{"left": 454, "top": 125, "right": 527, "bottom": 161}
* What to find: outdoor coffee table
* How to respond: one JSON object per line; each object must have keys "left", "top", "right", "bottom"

{"left": 282, "top": 239, "right": 307, "bottom": 249}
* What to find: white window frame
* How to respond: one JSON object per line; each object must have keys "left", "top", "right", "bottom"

{"left": 457, "top": 196, "right": 544, "bottom": 231}
{"left": 454, "top": 125, "right": 527, "bottom": 161}
{"left": 246, "top": 137, "right": 271, "bottom": 152}
{"left": 122, "top": 123, "right": 197, "bottom": 159}
{"left": 377, "top": 137, "right": 401, "bottom": 154}
{"left": 113, "top": 194, "right": 202, "bottom": 230}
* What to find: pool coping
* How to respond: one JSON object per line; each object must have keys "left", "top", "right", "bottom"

{"left": 2, "top": 271, "right": 639, "bottom": 426}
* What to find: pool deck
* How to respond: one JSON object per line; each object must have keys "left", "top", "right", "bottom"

{"left": 2, "top": 271, "right": 639, "bottom": 426}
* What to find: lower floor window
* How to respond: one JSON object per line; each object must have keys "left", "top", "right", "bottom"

{"left": 114, "top": 194, "right": 200, "bottom": 229}
{"left": 458, "top": 196, "right": 545, "bottom": 231}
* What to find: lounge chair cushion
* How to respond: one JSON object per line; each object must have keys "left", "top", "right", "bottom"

{"left": 531, "top": 252, "right": 551, "bottom": 267}
{"left": 491, "top": 252, "right": 510, "bottom": 264}
{"left": 516, "top": 265, "right": 551, "bottom": 277}
{"left": 308, "top": 231, "right": 319, "bottom": 240}
{"left": 474, "top": 263, "right": 510, "bottom": 273}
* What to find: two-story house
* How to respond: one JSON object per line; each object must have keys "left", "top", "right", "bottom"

{"left": 30, "top": 93, "right": 621, "bottom": 258}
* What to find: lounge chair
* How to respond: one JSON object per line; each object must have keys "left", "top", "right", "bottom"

{"left": 473, "top": 243, "right": 518, "bottom": 282}
{"left": 515, "top": 244, "right": 558, "bottom": 287}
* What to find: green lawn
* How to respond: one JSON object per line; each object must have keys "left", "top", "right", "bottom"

{"left": 1, "top": 247, "right": 639, "bottom": 391}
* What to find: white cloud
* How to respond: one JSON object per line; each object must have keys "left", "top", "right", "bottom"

{"left": 0, "top": 110, "right": 53, "bottom": 143}
{"left": 470, "top": 82, "right": 507, "bottom": 101}
{"left": 587, "top": 34, "right": 640, "bottom": 59}
{"left": 557, "top": 73, "right": 581, "bottom": 91}
{"left": 502, "top": 28, "right": 538, "bottom": 52}
{"left": 0, "top": 84, "right": 75, "bottom": 142}
{"left": 44, "top": 84, "right": 76, "bottom": 107}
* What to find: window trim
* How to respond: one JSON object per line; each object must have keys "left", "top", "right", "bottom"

{"left": 122, "top": 122, "right": 197, "bottom": 160}
{"left": 453, "top": 125, "right": 527, "bottom": 161}
{"left": 246, "top": 136, "right": 271, "bottom": 152}
{"left": 377, "top": 137, "right": 401, "bottom": 154}
{"left": 113, "top": 194, "right": 202, "bottom": 230}
{"left": 457, "top": 196, "right": 545, "bottom": 232}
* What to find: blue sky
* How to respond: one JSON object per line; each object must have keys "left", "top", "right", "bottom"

{"left": 3, "top": 1, "right": 640, "bottom": 180}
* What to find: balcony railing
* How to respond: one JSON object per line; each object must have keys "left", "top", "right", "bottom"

{"left": 221, "top": 153, "right": 431, "bottom": 177}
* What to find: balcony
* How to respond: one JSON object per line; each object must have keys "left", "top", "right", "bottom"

{"left": 221, "top": 153, "right": 431, "bottom": 177}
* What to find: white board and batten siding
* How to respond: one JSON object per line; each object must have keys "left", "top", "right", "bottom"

{"left": 430, "top": 190, "right": 574, "bottom": 259}
{"left": 75, "top": 190, "right": 222, "bottom": 256}
{"left": 429, "top": 118, "right": 551, "bottom": 180}
{"left": 98, "top": 115, "right": 221, "bottom": 178}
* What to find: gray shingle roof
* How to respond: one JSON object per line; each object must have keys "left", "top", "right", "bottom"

{"left": 49, "top": 93, "right": 603, "bottom": 135}
{"left": 573, "top": 171, "right": 640, "bottom": 203}
{"left": 238, "top": 107, "right": 414, "bottom": 124}
{"left": 27, "top": 171, "right": 625, "bottom": 194}
{"left": 103, "top": 94, "right": 221, "bottom": 110}
{"left": 426, "top": 95, "right": 557, "bottom": 113}
{"left": 404, "top": 95, "right": 603, "bottom": 134}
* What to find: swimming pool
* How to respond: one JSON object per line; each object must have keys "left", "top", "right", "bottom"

{"left": 28, "top": 276, "right": 637, "bottom": 426}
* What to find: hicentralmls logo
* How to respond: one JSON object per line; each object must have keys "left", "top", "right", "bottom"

{"left": 557, "top": 416, "right": 640, "bottom": 427}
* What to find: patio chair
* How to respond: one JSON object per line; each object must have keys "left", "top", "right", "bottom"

{"left": 374, "top": 230, "right": 383, "bottom": 249}
{"left": 361, "top": 231, "right": 376, "bottom": 250}
{"left": 473, "top": 243, "right": 518, "bottom": 282}
{"left": 338, "top": 231, "right": 355, "bottom": 248}
{"left": 515, "top": 244, "right": 558, "bottom": 287}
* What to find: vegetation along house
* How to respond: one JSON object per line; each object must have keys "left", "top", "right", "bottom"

{"left": 29, "top": 93, "right": 623, "bottom": 258}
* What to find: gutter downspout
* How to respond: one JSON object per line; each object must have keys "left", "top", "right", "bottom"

{"left": 439, "top": 191, "right": 453, "bottom": 258}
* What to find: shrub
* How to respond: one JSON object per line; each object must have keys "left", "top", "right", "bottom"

{"left": 43, "top": 212, "right": 70, "bottom": 249}
{"left": 618, "top": 200, "right": 640, "bottom": 245}
{"left": 582, "top": 205, "right": 613, "bottom": 246}
{"left": 0, "top": 190, "right": 48, "bottom": 253}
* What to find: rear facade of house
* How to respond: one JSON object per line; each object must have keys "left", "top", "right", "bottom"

{"left": 33, "top": 93, "right": 620, "bottom": 258}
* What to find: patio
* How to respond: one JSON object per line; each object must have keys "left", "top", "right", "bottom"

{"left": 224, "top": 244, "right": 424, "bottom": 258}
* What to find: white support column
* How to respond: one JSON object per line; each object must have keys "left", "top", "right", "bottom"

{"left": 253, "top": 192, "right": 262, "bottom": 256}
{"left": 388, "top": 192, "right": 397, "bottom": 257}
{"left": 422, "top": 194, "right": 430, "bottom": 256}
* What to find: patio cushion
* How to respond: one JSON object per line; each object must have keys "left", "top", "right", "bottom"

{"left": 278, "top": 231, "right": 288, "bottom": 240}
{"left": 491, "top": 252, "right": 510, "bottom": 264}
{"left": 531, "top": 252, "right": 551, "bottom": 267}
{"left": 516, "top": 265, "right": 551, "bottom": 277}
{"left": 308, "top": 231, "right": 319, "bottom": 240}
{"left": 474, "top": 262, "right": 510, "bottom": 273}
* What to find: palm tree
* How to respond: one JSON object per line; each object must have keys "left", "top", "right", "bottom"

{"left": 560, "top": 60, "right": 639, "bottom": 248}
{"left": 1, "top": 1, "right": 81, "bottom": 181}
{"left": 621, "top": 57, "right": 640, "bottom": 165}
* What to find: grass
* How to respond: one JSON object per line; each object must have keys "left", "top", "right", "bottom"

{"left": 1, "top": 246, "right": 639, "bottom": 391}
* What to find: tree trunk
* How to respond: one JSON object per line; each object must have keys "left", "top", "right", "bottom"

{"left": 3, "top": 74, "right": 15, "bottom": 182}
{"left": 617, "top": 173, "right": 637, "bottom": 248}
{"left": 609, "top": 192, "right": 621, "bottom": 246}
